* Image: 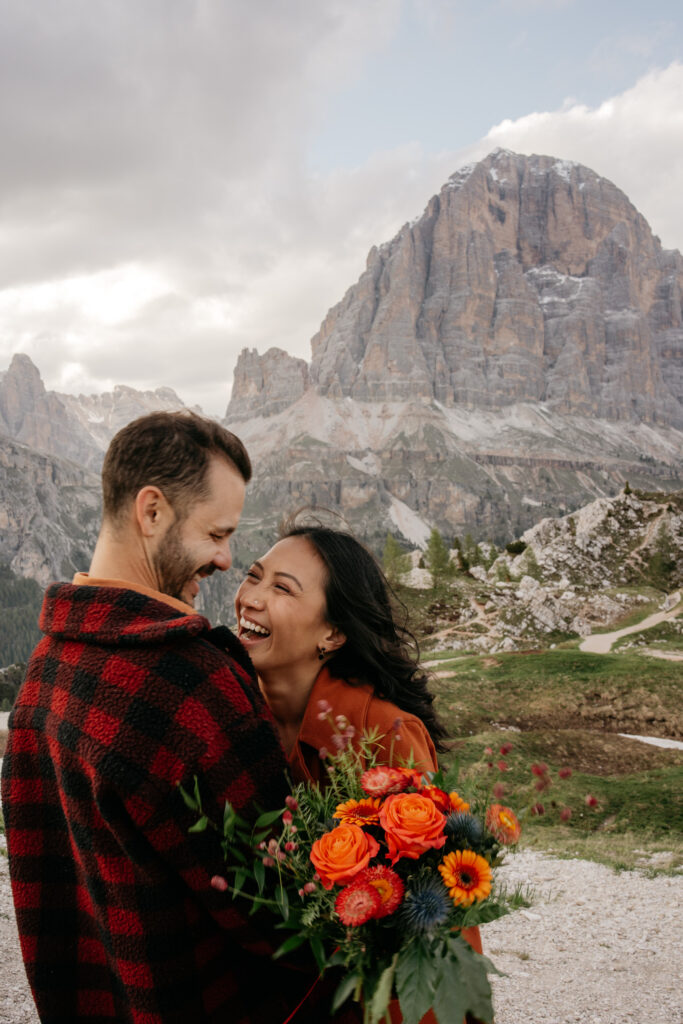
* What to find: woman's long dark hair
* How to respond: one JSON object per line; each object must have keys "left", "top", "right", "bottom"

{"left": 280, "top": 521, "right": 449, "bottom": 752}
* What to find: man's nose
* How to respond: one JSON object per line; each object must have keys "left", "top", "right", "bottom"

{"left": 213, "top": 540, "right": 232, "bottom": 571}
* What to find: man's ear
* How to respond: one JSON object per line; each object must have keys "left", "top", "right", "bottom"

{"left": 323, "top": 626, "right": 346, "bottom": 653}
{"left": 134, "top": 486, "right": 173, "bottom": 538}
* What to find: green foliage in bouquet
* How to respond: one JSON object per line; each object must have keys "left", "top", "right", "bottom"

{"left": 179, "top": 717, "right": 529, "bottom": 1024}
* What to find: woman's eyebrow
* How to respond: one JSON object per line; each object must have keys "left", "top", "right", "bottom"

{"left": 273, "top": 571, "right": 303, "bottom": 590}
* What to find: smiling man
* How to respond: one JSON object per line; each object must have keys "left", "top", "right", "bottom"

{"left": 1, "top": 411, "right": 340, "bottom": 1023}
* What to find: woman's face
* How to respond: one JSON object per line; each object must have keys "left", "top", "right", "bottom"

{"left": 234, "top": 535, "right": 343, "bottom": 675}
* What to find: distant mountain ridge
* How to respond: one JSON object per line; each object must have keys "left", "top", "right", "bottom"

{"left": 0, "top": 353, "right": 193, "bottom": 469}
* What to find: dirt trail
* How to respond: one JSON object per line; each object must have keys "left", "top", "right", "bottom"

{"left": 579, "top": 600, "right": 682, "bottom": 654}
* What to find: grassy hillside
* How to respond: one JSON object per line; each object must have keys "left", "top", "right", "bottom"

{"left": 427, "top": 648, "right": 682, "bottom": 872}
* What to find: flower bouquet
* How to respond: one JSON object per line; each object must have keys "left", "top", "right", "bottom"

{"left": 180, "top": 718, "right": 527, "bottom": 1024}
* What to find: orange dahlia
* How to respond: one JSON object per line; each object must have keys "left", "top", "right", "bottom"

{"left": 335, "top": 882, "right": 382, "bottom": 926}
{"left": 438, "top": 850, "right": 492, "bottom": 907}
{"left": 354, "top": 865, "right": 405, "bottom": 918}
{"left": 485, "top": 803, "right": 521, "bottom": 845}
{"left": 333, "top": 797, "right": 382, "bottom": 826}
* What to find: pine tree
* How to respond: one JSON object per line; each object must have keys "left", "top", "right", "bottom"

{"left": 382, "top": 533, "right": 410, "bottom": 586}
{"left": 425, "top": 528, "right": 450, "bottom": 588}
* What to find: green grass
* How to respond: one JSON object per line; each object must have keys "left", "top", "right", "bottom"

{"left": 427, "top": 647, "right": 683, "bottom": 872}
{"left": 429, "top": 648, "right": 682, "bottom": 737}
{"left": 612, "top": 617, "right": 683, "bottom": 653}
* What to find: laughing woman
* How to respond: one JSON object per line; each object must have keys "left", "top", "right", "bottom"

{"left": 234, "top": 522, "right": 484, "bottom": 1023}
{"left": 234, "top": 522, "right": 448, "bottom": 784}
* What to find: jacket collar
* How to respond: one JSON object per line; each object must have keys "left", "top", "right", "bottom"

{"left": 40, "top": 581, "right": 211, "bottom": 647}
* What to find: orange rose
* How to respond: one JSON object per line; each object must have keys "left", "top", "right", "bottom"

{"left": 310, "top": 824, "right": 380, "bottom": 890}
{"left": 379, "top": 792, "right": 447, "bottom": 865}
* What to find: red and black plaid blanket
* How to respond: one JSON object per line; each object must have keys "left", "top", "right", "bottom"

{"left": 1, "top": 582, "right": 342, "bottom": 1023}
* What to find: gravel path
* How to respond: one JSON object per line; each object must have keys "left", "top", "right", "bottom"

{"left": 1, "top": 843, "right": 680, "bottom": 1024}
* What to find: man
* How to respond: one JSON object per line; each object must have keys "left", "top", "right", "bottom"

{"left": 1, "top": 412, "right": 328, "bottom": 1023}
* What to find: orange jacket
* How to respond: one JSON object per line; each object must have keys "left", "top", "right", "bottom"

{"left": 287, "top": 666, "right": 438, "bottom": 785}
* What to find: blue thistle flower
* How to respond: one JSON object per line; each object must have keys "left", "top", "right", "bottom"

{"left": 400, "top": 875, "right": 451, "bottom": 935}
{"left": 445, "top": 812, "right": 484, "bottom": 848}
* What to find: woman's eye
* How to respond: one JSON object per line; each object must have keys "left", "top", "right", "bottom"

{"left": 275, "top": 583, "right": 290, "bottom": 593}
{"left": 245, "top": 569, "right": 259, "bottom": 580}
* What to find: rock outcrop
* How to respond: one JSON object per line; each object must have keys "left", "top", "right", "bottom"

{"left": 0, "top": 355, "right": 100, "bottom": 468}
{"left": 0, "top": 354, "right": 196, "bottom": 467}
{"left": 226, "top": 348, "right": 309, "bottom": 420}
{"left": 229, "top": 150, "right": 682, "bottom": 428}
{"left": 223, "top": 150, "right": 683, "bottom": 547}
{"left": 0, "top": 434, "right": 101, "bottom": 585}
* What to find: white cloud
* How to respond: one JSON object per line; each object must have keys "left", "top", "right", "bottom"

{"left": 458, "top": 62, "right": 683, "bottom": 252}
{"left": 0, "top": 0, "right": 680, "bottom": 417}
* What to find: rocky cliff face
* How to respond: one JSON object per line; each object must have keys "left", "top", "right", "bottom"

{"left": 0, "top": 434, "right": 101, "bottom": 585}
{"left": 227, "top": 347, "right": 309, "bottom": 420}
{"left": 0, "top": 353, "right": 193, "bottom": 467}
{"left": 223, "top": 150, "right": 682, "bottom": 548}
{"left": 228, "top": 150, "right": 682, "bottom": 427}
{"left": 0, "top": 355, "right": 100, "bottom": 468}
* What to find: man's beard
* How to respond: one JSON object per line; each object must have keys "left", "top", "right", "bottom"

{"left": 153, "top": 524, "right": 215, "bottom": 603}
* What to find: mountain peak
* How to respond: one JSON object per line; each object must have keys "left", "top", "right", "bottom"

{"left": 229, "top": 150, "right": 681, "bottom": 429}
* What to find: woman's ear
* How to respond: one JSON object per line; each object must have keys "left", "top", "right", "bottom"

{"left": 322, "top": 626, "right": 346, "bottom": 653}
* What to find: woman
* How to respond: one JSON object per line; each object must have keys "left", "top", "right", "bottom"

{"left": 234, "top": 522, "right": 484, "bottom": 1002}
{"left": 234, "top": 522, "right": 448, "bottom": 781}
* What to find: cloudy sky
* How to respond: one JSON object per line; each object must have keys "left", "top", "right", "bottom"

{"left": 1, "top": 0, "right": 681, "bottom": 415}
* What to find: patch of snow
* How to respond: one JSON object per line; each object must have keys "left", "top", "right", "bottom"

{"left": 346, "top": 453, "right": 380, "bottom": 476}
{"left": 388, "top": 496, "right": 431, "bottom": 549}
{"left": 552, "top": 159, "right": 577, "bottom": 183}
{"left": 522, "top": 495, "right": 543, "bottom": 507}
{"left": 618, "top": 734, "right": 683, "bottom": 751}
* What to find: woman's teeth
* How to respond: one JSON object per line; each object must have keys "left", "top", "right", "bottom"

{"left": 240, "top": 615, "right": 270, "bottom": 636}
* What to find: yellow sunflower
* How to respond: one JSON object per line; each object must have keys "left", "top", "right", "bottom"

{"left": 438, "top": 849, "right": 492, "bottom": 907}
{"left": 334, "top": 797, "right": 382, "bottom": 826}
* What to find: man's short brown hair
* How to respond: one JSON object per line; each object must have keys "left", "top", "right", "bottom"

{"left": 102, "top": 411, "right": 251, "bottom": 522}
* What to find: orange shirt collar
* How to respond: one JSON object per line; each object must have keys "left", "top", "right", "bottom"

{"left": 72, "top": 572, "right": 199, "bottom": 617}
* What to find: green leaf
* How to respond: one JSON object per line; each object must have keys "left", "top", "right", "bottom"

{"left": 395, "top": 938, "right": 436, "bottom": 1024}
{"left": 276, "top": 884, "right": 290, "bottom": 921}
{"left": 222, "top": 801, "right": 235, "bottom": 834}
{"left": 432, "top": 955, "right": 468, "bottom": 1024}
{"left": 232, "top": 868, "right": 248, "bottom": 895}
{"left": 310, "top": 935, "right": 326, "bottom": 974}
{"left": 254, "top": 857, "right": 265, "bottom": 893}
{"left": 252, "top": 828, "right": 273, "bottom": 845}
{"left": 193, "top": 776, "right": 203, "bottom": 810}
{"left": 436, "top": 938, "right": 495, "bottom": 1023}
{"left": 273, "top": 932, "right": 307, "bottom": 960}
{"left": 332, "top": 972, "right": 360, "bottom": 1014}
{"left": 255, "top": 808, "right": 285, "bottom": 828}
{"left": 177, "top": 782, "right": 200, "bottom": 812}
{"left": 368, "top": 955, "right": 398, "bottom": 1024}
{"left": 188, "top": 815, "right": 209, "bottom": 833}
